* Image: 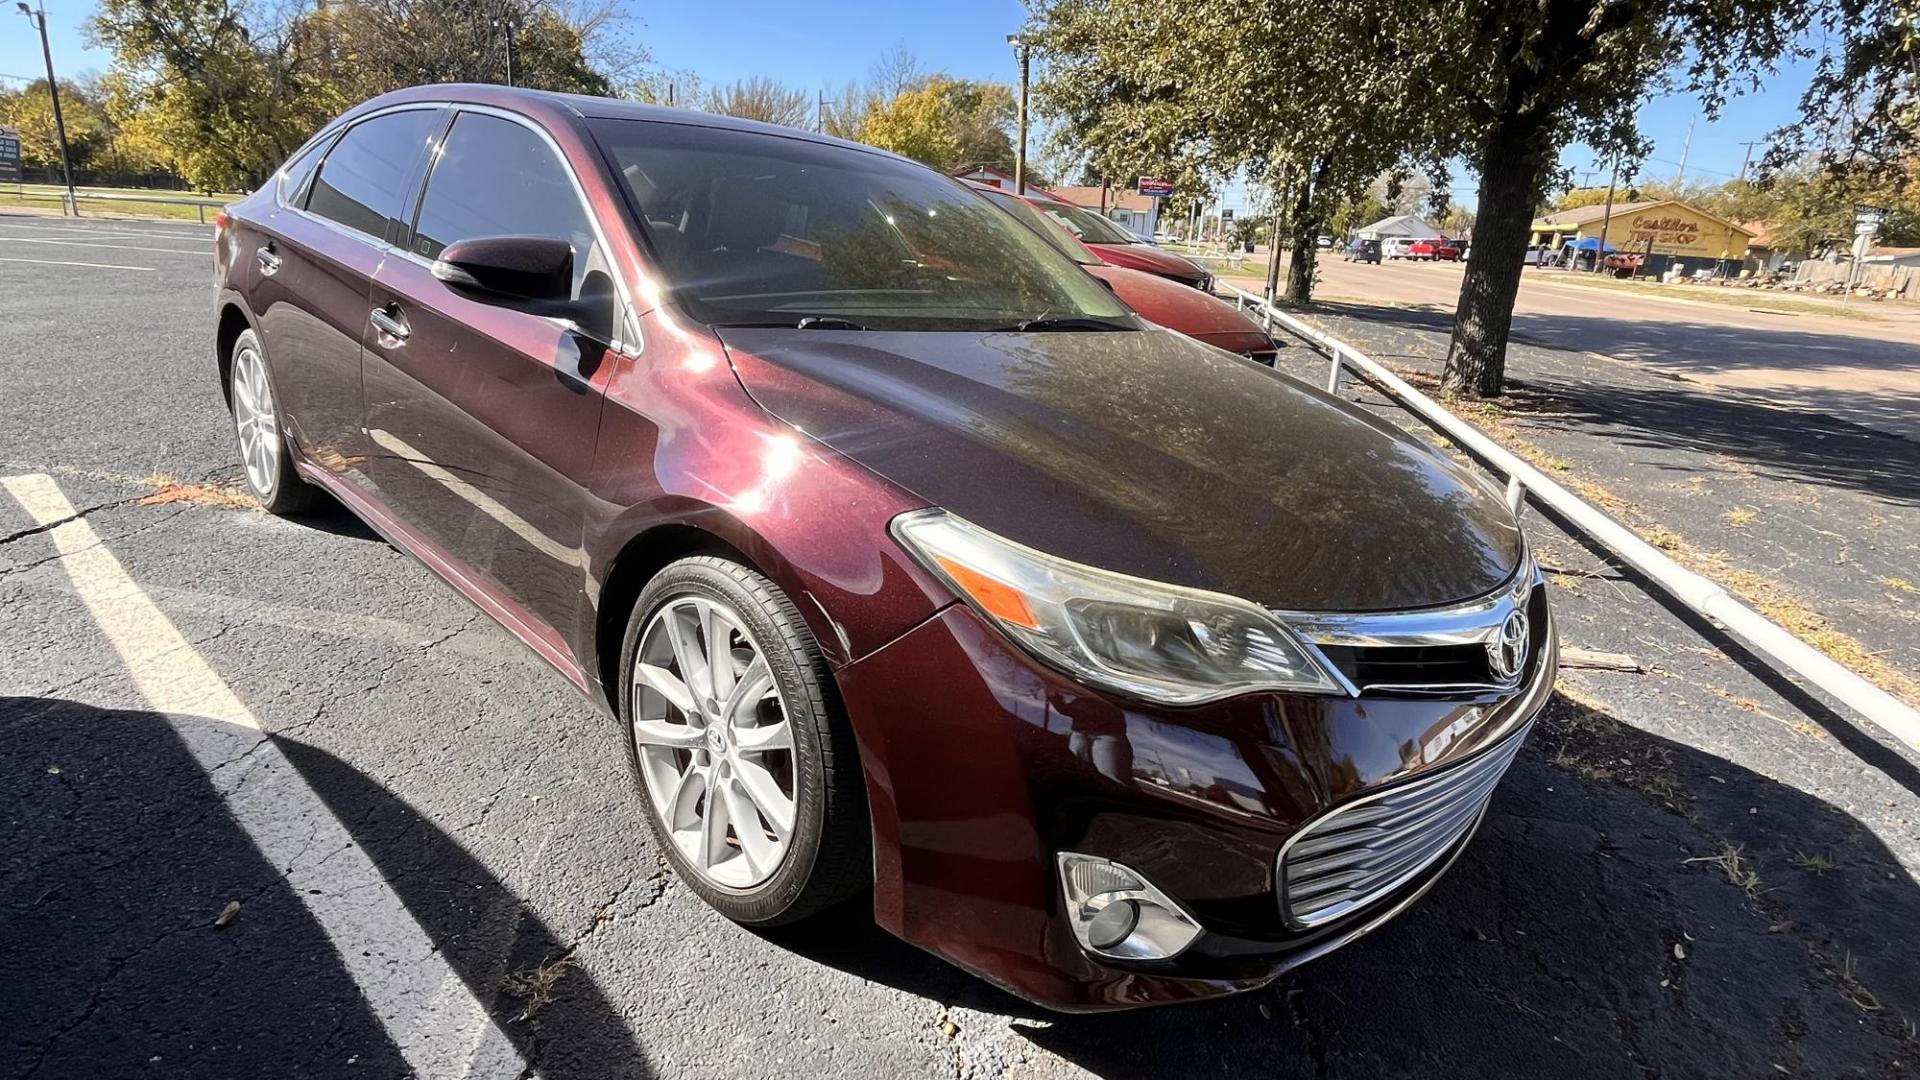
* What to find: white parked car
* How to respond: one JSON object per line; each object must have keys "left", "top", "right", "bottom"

{"left": 1383, "top": 238, "right": 1416, "bottom": 260}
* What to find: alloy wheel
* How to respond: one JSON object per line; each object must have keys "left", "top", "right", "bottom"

{"left": 631, "top": 595, "right": 797, "bottom": 889}
{"left": 232, "top": 344, "right": 280, "bottom": 496}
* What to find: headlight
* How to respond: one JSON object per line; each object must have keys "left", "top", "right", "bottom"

{"left": 891, "top": 509, "right": 1341, "bottom": 704}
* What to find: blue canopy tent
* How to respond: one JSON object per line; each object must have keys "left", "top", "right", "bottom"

{"left": 1566, "top": 236, "right": 1618, "bottom": 253}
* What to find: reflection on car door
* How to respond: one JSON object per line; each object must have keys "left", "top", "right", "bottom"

{"left": 362, "top": 108, "right": 626, "bottom": 653}
{"left": 255, "top": 107, "right": 441, "bottom": 483}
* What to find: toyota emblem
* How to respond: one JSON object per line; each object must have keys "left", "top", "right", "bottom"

{"left": 1487, "top": 610, "right": 1530, "bottom": 681}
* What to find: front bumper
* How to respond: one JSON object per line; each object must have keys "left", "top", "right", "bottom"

{"left": 835, "top": 596, "right": 1556, "bottom": 1011}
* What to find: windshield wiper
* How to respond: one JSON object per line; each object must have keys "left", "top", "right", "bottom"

{"left": 1006, "top": 316, "right": 1133, "bottom": 332}
{"left": 795, "top": 316, "right": 872, "bottom": 331}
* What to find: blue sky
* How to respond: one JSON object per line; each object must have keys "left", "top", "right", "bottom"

{"left": 3, "top": 0, "right": 1811, "bottom": 209}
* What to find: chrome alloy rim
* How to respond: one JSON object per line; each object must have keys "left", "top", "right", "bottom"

{"left": 232, "top": 344, "right": 280, "bottom": 495}
{"left": 631, "top": 596, "right": 797, "bottom": 889}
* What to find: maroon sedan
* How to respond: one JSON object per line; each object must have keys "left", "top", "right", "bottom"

{"left": 1020, "top": 190, "right": 1216, "bottom": 290}
{"left": 215, "top": 85, "right": 1555, "bottom": 1011}
{"left": 967, "top": 181, "right": 1279, "bottom": 363}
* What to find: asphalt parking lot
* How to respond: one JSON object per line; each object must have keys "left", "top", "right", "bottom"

{"left": 3, "top": 211, "right": 1919, "bottom": 1079}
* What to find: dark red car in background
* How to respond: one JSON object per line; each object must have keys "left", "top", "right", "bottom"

{"left": 1408, "top": 236, "right": 1462, "bottom": 261}
{"left": 968, "top": 181, "right": 1280, "bottom": 364}
{"left": 1019, "top": 189, "right": 1216, "bottom": 290}
{"left": 215, "top": 85, "right": 1555, "bottom": 1011}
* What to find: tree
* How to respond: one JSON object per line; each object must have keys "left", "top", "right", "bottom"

{"left": 860, "top": 76, "right": 1016, "bottom": 173}
{"left": 1427, "top": 0, "right": 1826, "bottom": 396}
{"left": 90, "top": 0, "right": 341, "bottom": 189}
{"left": 0, "top": 80, "right": 105, "bottom": 170}
{"left": 1029, "top": 0, "right": 1444, "bottom": 304}
{"left": 703, "top": 76, "right": 811, "bottom": 128}
{"left": 317, "top": 0, "right": 613, "bottom": 102}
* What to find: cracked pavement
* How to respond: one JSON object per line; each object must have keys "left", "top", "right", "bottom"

{"left": 3, "top": 213, "right": 1918, "bottom": 1078}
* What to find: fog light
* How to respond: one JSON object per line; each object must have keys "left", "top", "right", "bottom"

{"left": 1057, "top": 852, "right": 1202, "bottom": 961}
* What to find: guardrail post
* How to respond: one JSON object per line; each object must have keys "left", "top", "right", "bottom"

{"left": 1505, "top": 475, "right": 1525, "bottom": 516}
{"left": 1325, "top": 346, "right": 1345, "bottom": 394}
{"left": 198, "top": 204, "right": 206, "bottom": 224}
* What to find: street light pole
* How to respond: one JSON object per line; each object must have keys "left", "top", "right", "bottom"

{"left": 17, "top": 1, "right": 78, "bottom": 217}
{"left": 1007, "top": 34, "right": 1031, "bottom": 196}
{"left": 493, "top": 10, "right": 519, "bottom": 87}
{"left": 1593, "top": 158, "right": 1618, "bottom": 275}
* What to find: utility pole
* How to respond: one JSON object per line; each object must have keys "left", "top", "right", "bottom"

{"left": 818, "top": 90, "right": 827, "bottom": 134}
{"left": 1007, "top": 34, "right": 1031, "bottom": 195}
{"left": 1593, "top": 158, "right": 1618, "bottom": 274}
{"left": 16, "top": 2, "right": 77, "bottom": 217}
{"left": 493, "top": 8, "right": 519, "bottom": 87}
{"left": 1736, "top": 139, "right": 1765, "bottom": 181}
{"left": 1675, "top": 115, "right": 1696, "bottom": 186}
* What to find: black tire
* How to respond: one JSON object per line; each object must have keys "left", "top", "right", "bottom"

{"left": 227, "top": 328, "right": 320, "bottom": 515}
{"left": 618, "top": 555, "right": 869, "bottom": 925}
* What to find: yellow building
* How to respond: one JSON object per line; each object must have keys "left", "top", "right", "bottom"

{"left": 1530, "top": 199, "right": 1755, "bottom": 275}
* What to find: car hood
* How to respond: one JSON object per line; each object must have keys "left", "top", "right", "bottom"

{"left": 718, "top": 326, "right": 1523, "bottom": 613}
{"left": 1088, "top": 242, "right": 1208, "bottom": 283}
{"left": 1087, "top": 264, "right": 1270, "bottom": 345}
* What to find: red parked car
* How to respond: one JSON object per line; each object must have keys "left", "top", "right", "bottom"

{"left": 968, "top": 182, "right": 1280, "bottom": 363}
{"left": 216, "top": 85, "right": 1554, "bottom": 1012}
{"left": 1019, "top": 190, "right": 1216, "bottom": 291}
{"left": 1408, "top": 236, "right": 1462, "bottom": 261}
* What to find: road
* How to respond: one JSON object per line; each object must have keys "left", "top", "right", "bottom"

{"left": 1231, "top": 253, "right": 1920, "bottom": 442}
{"left": 3, "top": 212, "right": 1919, "bottom": 1079}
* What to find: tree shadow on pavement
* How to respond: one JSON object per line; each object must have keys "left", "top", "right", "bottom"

{"left": 1297, "top": 300, "right": 1920, "bottom": 505}
{"left": 0, "top": 696, "right": 654, "bottom": 1080}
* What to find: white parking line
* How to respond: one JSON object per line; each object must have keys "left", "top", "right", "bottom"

{"left": 0, "top": 255, "right": 156, "bottom": 272}
{"left": 0, "top": 473, "right": 526, "bottom": 1078}
{"left": 0, "top": 236, "right": 210, "bottom": 256}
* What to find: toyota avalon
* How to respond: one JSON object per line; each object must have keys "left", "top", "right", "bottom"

{"left": 214, "top": 85, "right": 1555, "bottom": 1011}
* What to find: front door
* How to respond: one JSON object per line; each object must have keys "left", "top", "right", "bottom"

{"left": 362, "top": 108, "right": 626, "bottom": 650}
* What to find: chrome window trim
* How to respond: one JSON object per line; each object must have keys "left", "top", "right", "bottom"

{"left": 279, "top": 98, "right": 644, "bottom": 356}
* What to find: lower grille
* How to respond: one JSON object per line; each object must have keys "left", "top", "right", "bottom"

{"left": 1279, "top": 726, "right": 1529, "bottom": 929}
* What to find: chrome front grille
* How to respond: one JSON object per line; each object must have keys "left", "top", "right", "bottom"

{"left": 1278, "top": 726, "right": 1529, "bottom": 929}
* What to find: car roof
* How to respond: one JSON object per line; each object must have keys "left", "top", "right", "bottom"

{"left": 355, "top": 83, "right": 911, "bottom": 164}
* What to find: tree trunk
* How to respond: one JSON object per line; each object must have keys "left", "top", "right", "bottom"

{"left": 1284, "top": 172, "right": 1317, "bottom": 304}
{"left": 1442, "top": 113, "right": 1551, "bottom": 397}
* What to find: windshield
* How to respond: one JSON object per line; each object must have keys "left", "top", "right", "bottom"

{"left": 590, "top": 119, "right": 1133, "bottom": 331}
{"left": 1032, "top": 200, "right": 1139, "bottom": 245}
{"left": 980, "top": 189, "right": 1098, "bottom": 265}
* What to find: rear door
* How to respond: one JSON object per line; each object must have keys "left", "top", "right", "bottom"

{"left": 362, "top": 107, "right": 629, "bottom": 647}
{"left": 252, "top": 106, "right": 443, "bottom": 485}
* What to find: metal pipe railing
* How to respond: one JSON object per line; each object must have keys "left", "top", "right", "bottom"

{"left": 9, "top": 187, "right": 226, "bottom": 223}
{"left": 1220, "top": 281, "right": 1920, "bottom": 753}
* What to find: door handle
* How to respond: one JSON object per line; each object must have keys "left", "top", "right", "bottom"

{"left": 369, "top": 304, "right": 411, "bottom": 345}
{"left": 255, "top": 244, "right": 281, "bottom": 276}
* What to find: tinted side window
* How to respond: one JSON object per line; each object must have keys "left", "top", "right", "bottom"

{"left": 411, "top": 112, "right": 600, "bottom": 299}
{"left": 277, "top": 133, "right": 334, "bottom": 206}
{"left": 307, "top": 109, "right": 440, "bottom": 240}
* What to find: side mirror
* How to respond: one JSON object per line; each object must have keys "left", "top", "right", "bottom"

{"left": 432, "top": 235, "right": 574, "bottom": 306}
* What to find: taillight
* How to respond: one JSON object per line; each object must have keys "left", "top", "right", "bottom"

{"left": 214, "top": 209, "right": 230, "bottom": 234}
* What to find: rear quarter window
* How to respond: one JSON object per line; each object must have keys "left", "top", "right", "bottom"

{"left": 306, "top": 109, "right": 442, "bottom": 241}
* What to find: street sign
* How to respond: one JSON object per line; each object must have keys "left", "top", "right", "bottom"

{"left": 1221, "top": 208, "right": 1234, "bottom": 222}
{"left": 1137, "top": 177, "right": 1174, "bottom": 197}
{"left": 0, "top": 128, "right": 21, "bottom": 185}
{"left": 1855, "top": 204, "right": 1887, "bottom": 233}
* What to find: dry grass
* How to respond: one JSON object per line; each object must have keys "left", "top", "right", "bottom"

{"left": 1684, "top": 843, "right": 1765, "bottom": 896}
{"left": 501, "top": 953, "right": 576, "bottom": 1021}
{"left": 1791, "top": 851, "right": 1837, "bottom": 875}
{"left": 1723, "top": 507, "right": 1758, "bottom": 528}
{"left": 1398, "top": 370, "right": 1920, "bottom": 712}
{"left": 1881, "top": 577, "right": 1918, "bottom": 595}
{"left": 136, "top": 480, "right": 260, "bottom": 511}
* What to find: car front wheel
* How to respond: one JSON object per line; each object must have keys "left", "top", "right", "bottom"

{"left": 619, "top": 555, "right": 869, "bottom": 925}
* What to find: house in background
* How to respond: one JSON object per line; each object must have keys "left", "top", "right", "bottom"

{"left": 1048, "top": 185, "right": 1160, "bottom": 238}
{"left": 1354, "top": 214, "right": 1443, "bottom": 241}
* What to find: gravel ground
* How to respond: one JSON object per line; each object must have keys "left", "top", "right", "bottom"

{"left": 3, "top": 213, "right": 1918, "bottom": 1079}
